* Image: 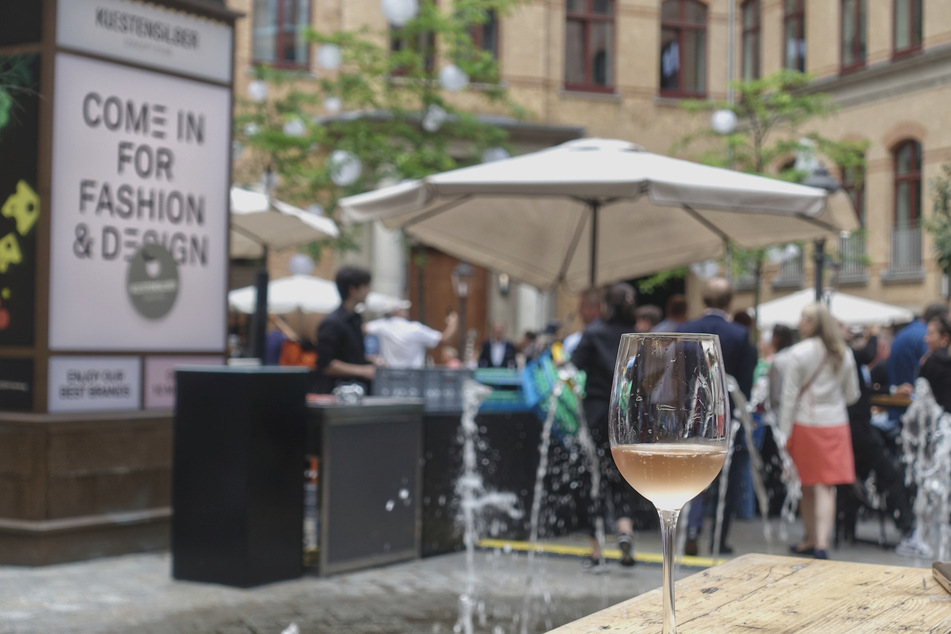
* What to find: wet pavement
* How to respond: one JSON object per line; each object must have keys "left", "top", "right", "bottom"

{"left": 0, "top": 514, "right": 928, "bottom": 633}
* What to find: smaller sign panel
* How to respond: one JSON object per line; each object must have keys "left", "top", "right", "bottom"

{"left": 48, "top": 356, "right": 141, "bottom": 413}
{"left": 144, "top": 355, "right": 222, "bottom": 410}
{"left": 0, "top": 358, "right": 32, "bottom": 411}
{"left": 56, "top": 0, "right": 233, "bottom": 83}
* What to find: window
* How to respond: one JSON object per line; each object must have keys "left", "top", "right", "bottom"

{"left": 783, "top": 0, "right": 805, "bottom": 72}
{"left": 472, "top": 10, "right": 499, "bottom": 58}
{"left": 891, "top": 140, "right": 923, "bottom": 274}
{"left": 894, "top": 0, "right": 923, "bottom": 58}
{"left": 252, "top": 0, "right": 311, "bottom": 69}
{"left": 659, "top": 0, "right": 707, "bottom": 97}
{"left": 894, "top": 140, "right": 921, "bottom": 228}
{"left": 839, "top": 161, "right": 867, "bottom": 280}
{"left": 564, "top": 0, "right": 615, "bottom": 92}
{"left": 390, "top": 1, "right": 437, "bottom": 75}
{"left": 741, "top": 0, "right": 760, "bottom": 81}
{"left": 841, "top": 0, "right": 866, "bottom": 72}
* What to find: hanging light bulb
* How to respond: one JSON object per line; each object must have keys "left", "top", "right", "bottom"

{"left": 438, "top": 64, "right": 469, "bottom": 92}
{"left": 323, "top": 96, "right": 342, "bottom": 113}
{"left": 710, "top": 109, "right": 737, "bottom": 135}
{"left": 289, "top": 253, "right": 315, "bottom": 276}
{"left": 247, "top": 80, "right": 268, "bottom": 103}
{"left": 315, "top": 44, "right": 342, "bottom": 70}
{"left": 243, "top": 122, "right": 260, "bottom": 137}
{"left": 381, "top": 0, "right": 419, "bottom": 26}
{"left": 481, "top": 147, "right": 510, "bottom": 163}
{"left": 421, "top": 104, "right": 447, "bottom": 132}
{"left": 283, "top": 118, "right": 307, "bottom": 138}
{"left": 328, "top": 150, "right": 362, "bottom": 186}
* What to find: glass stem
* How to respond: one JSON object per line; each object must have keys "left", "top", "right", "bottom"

{"left": 658, "top": 508, "right": 681, "bottom": 634}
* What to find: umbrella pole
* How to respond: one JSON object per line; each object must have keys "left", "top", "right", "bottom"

{"left": 250, "top": 268, "right": 269, "bottom": 361}
{"left": 589, "top": 201, "right": 600, "bottom": 288}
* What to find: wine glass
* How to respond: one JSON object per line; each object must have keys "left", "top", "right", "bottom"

{"left": 609, "top": 333, "right": 729, "bottom": 634}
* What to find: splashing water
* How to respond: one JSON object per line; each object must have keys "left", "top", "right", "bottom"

{"left": 455, "top": 379, "right": 524, "bottom": 634}
{"left": 901, "top": 378, "right": 951, "bottom": 560}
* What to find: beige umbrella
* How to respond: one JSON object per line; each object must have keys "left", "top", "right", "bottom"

{"left": 230, "top": 187, "right": 339, "bottom": 258}
{"left": 338, "top": 138, "right": 857, "bottom": 291}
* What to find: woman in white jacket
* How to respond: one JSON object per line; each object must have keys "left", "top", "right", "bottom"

{"left": 780, "top": 302, "right": 860, "bottom": 560}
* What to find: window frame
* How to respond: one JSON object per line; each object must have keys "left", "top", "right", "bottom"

{"left": 741, "top": 0, "right": 760, "bottom": 81}
{"left": 893, "top": 139, "right": 922, "bottom": 228}
{"left": 658, "top": 0, "right": 708, "bottom": 99}
{"left": 564, "top": 0, "right": 616, "bottom": 93}
{"left": 840, "top": 0, "right": 866, "bottom": 74}
{"left": 251, "top": 0, "right": 312, "bottom": 70}
{"left": 471, "top": 9, "right": 500, "bottom": 59}
{"left": 782, "top": 0, "right": 806, "bottom": 72}
{"left": 893, "top": 0, "right": 923, "bottom": 59}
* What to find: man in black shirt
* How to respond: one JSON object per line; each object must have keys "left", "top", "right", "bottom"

{"left": 314, "top": 266, "right": 375, "bottom": 394}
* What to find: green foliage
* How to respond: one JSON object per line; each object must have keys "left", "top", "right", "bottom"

{"left": 672, "top": 70, "right": 868, "bottom": 291}
{"left": 234, "top": 1, "right": 529, "bottom": 261}
{"left": 925, "top": 162, "right": 951, "bottom": 279}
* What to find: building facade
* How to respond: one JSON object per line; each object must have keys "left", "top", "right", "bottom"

{"left": 231, "top": 0, "right": 951, "bottom": 337}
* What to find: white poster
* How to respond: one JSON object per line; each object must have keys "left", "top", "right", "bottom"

{"left": 48, "top": 356, "right": 141, "bottom": 413}
{"left": 144, "top": 355, "right": 222, "bottom": 410}
{"left": 49, "top": 54, "right": 229, "bottom": 351}
{"left": 56, "top": 0, "right": 233, "bottom": 84}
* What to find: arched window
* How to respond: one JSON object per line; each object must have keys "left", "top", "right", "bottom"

{"left": 841, "top": 0, "right": 866, "bottom": 72}
{"left": 891, "top": 140, "right": 923, "bottom": 274}
{"left": 741, "top": 0, "right": 760, "bottom": 81}
{"left": 839, "top": 160, "right": 867, "bottom": 279}
{"left": 894, "top": 0, "right": 923, "bottom": 58}
{"left": 659, "top": 0, "right": 707, "bottom": 97}
{"left": 783, "top": 0, "right": 805, "bottom": 72}
{"left": 894, "top": 140, "right": 921, "bottom": 228}
{"left": 565, "top": 0, "right": 615, "bottom": 92}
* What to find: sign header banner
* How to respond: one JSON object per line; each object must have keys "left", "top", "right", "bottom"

{"left": 56, "top": 0, "right": 233, "bottom": 84}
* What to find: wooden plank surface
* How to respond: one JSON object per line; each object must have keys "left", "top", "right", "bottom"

{"left": 549, "top": 554, "right": 951, "bottom": 633}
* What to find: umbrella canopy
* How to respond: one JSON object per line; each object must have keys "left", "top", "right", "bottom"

{"left": 228, "top": 274, "right": 409, "bottom": 316}
{"left": 756, "top": 288, "right": 914, "bottom": 329}
{"left": 339, "top": 138, "right": 858, "bottom": 290}
{"left": 230, "top": 187, "right": 339, "bottom": 258}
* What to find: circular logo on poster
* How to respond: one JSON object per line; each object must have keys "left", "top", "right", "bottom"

{"left": 126, "top": 244, "right": 179, "bottom": 320}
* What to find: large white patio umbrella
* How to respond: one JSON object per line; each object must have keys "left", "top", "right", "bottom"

{"left": 756, "top": 288, "right": 914, "bottom": 329}
{"left": 229, "top": 187, "right": 340, "bottom": 359}
{"left": 338, "top": 138, "right": 858, "bottom": 290}
{"left": 228, "top": 275, "right": 408, "bottom": 316}
{"left": 230, "top": 187, "right": 339, "bottom": 258}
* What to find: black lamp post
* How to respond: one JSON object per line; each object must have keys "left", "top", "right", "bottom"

{"left": 803, "top": 164, "right": 842, "bottom": 302}
{"left": 451, "top": 261, "right": 474, "bottom": 356}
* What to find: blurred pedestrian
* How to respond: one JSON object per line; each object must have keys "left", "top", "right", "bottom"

{"left": 478, "top": 322, "right": 518, "bottom": 368}
{"left": 781, "top": 303, "right": 859, "bottom": 560}
{"left": 314, "top": 266, "right": 375, "bottom": 394}
{"left": 634, "top": 304, "right": 662, "bottom": 333}
{"left": 652, "top": 294, "right": 688, "bottom": 333}
{"left": 679, "top": 277, "right": 757, "bottom": 556}
{"left": 563, "top": 288, "right": 604, "bottom": 358}
{"left": 366, "top": 305, "right": 457, "bottom": 368}
{"left": 571, "top": 282, "right": 639, "bottom": 571}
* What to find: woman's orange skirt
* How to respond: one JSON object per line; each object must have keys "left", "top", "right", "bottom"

{"left": 787, "top": 423, "right": 855, "bottom": 486}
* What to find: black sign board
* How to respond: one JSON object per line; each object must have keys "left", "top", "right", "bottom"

{"left": 0, "top": 2, "right": 42, "bottom": 47}
{"left": 0, "top": 358, "right": 33, "bottom": 411}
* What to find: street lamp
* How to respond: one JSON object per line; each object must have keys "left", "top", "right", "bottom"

{"left": 451, "top": 261, "right": 474, "bottom": 357}
{"left": 803, "top": 164, "right": 843, "bottom": 302}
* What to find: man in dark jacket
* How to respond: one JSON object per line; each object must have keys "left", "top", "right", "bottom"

{"left": 678, "top": 277, "right": 757, "bottom": 556}
{"left": 313, "top": 266, "right": 375, "bottom": 394}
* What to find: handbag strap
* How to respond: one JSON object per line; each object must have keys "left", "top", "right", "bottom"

{"left": 798, "top": 353, "right": 829, "bottom": 400}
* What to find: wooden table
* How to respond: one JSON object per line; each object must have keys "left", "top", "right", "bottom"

{"left": 549, "top": 554, "right": 951, "bottom": 633}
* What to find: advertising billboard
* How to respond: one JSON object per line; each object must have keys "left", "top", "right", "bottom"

{"left": 49, "top": 53, "right": 230, "bottom": 351}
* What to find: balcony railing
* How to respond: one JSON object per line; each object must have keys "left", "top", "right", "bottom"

{"left": 772, "top": 247, "right": 804, "bottom": 288}
{"left": 885, "top": 226, "right": 923, "bottom": 279}
{"left": 836, "top": 232, "right": 867, "bottom": 283}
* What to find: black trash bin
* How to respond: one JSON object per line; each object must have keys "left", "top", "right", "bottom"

{"left": 171, "top": 366, "right": 309, "bottom": 587}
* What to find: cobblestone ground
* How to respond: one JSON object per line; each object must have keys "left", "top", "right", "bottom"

{"left": 0, "top": 518, "right": 924, "bottom": 634}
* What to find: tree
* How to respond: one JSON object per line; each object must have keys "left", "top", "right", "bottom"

{"left": 925, "top": 162, "right": 951, "bottom": 301}
{"left": 232, "top": 0, "right": 529, "bottom": 263}
{"left": 670, "top": 70, "right": 868, "bottom": 325}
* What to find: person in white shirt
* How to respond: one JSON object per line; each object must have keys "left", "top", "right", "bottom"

{"left": 365, "top": 305, "right": 457, "bottom": 368}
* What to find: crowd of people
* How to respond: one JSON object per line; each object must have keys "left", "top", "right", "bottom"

{"left": 255, "top": 263, "right": 948, "bottom": 568}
